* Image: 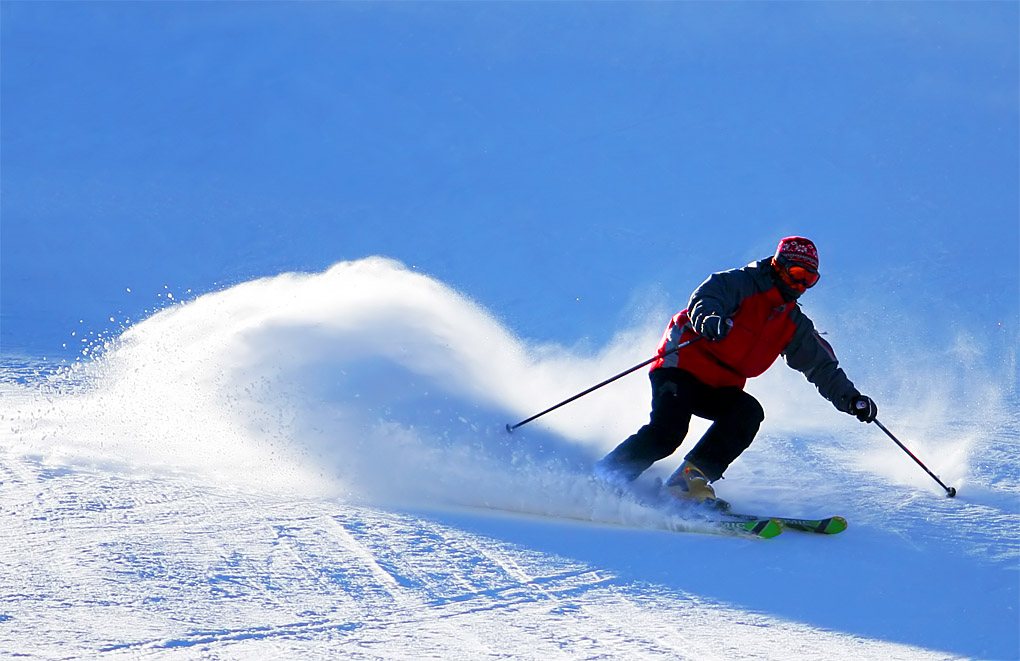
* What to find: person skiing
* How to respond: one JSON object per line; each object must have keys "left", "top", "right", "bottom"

{"left": 594, "top": 236, "right": 878, "bottom": 503}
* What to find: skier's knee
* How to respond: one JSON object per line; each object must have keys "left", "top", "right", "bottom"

{"left": 737, "top": 393, "right": 765, "bottom": 424}
{"left": 749, "top": 397, "right": 765, "bottom": 424}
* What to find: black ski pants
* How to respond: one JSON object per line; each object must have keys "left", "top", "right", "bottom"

{"left": 599, "top": 367, "right": 764, "bottom": 482}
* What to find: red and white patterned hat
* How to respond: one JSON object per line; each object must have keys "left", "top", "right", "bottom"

{"left": 774, "top": 236, "right": 819, "bottom": 270}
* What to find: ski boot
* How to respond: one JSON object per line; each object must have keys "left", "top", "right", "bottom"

{"left": 663, "top": 461, "right": 728, "bottom": 510}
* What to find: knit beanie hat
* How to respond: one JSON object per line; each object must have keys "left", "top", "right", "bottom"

{"left": 774, "top": 236, "right": 819, "bottom": 270}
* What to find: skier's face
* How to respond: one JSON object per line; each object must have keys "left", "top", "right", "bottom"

{"left": 772, "top": 257, "right": 819, "bottom": 295}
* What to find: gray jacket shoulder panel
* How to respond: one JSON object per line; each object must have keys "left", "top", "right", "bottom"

{"left": 687, "top": 259, "right": 773, "bottom": 327}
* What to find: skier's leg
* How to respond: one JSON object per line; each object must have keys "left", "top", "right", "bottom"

{"left": 594, "top": 368, "right": 694, "bottom": 484}
{"left": 682, "top": 388, "right": 764, "bottom": 482}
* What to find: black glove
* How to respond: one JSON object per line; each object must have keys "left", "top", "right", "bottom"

{"left": 696, "top": 314, "right": 732, "bottom": 341}
{"left": 851, "top": 395, "right": 878, "bottom": 423}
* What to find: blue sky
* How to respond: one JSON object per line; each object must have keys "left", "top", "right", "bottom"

{"left": 2, "top": 1, "right": 1017, "bottom": 365}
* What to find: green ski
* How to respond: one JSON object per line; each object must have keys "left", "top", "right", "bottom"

{"left": 459, "top": 504, "right": 785, "bottom": 539}
{"left": 716, "top": 517, "right": 785, "bottom": 539}
{"left": 724, "top": 511, "right": 847, "bottom": 535}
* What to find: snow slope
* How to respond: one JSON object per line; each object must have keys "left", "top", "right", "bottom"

{"left": 2, "top": 259, "right": 1017, "bottom": 659}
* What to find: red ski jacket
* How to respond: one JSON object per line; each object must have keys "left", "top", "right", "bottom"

{"left": 653, "top": 259, "right": 861, "bottom": 414}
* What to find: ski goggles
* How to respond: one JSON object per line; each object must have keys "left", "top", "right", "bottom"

{"left": 773, "top": 256, "right": 820, "bottom": 289}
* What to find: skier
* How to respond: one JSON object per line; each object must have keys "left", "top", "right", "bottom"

{"left": 594, "top": 236, "right": 878, "bottom": 503}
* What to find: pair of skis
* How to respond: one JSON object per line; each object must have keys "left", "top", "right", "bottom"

{"left": 463, "top": 480, "right": 846, "bottom": 540}
{"left": 637, "top": 483, "right": 847, "bottom": 539}
{"left": 466, "top": 502, "right": 844, "bottom": 540}
{"left": 711, "top": 511, "right": 848, "bottom": 539}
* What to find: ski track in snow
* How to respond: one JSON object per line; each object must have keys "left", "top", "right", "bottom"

{"left": 1, "top": 260, "right": 1015, "bottom": 659}
{"left": 0, "top": 452, "right": 957, "bottom": 661}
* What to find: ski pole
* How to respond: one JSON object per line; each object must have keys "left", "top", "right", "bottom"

{"left": 872, "top": 419, "right": 957, "bottom": 497}
{"left": 505, "top": 336, "right": 702, "bottom": 433}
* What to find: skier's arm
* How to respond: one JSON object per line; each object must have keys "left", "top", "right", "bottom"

{"left": 783, "top": 311, "right": 860, "bottom": 414}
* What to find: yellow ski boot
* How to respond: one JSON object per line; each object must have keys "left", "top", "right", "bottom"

{"left": 664, "top": 460, "right": 718, "bottom": 503}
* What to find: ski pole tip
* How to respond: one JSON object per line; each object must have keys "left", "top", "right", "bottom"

{"left": 946, "top": 486, "right": 957, "bottom": 498}
{"left": 505, "top": 423, "right": 514, "bottom": 434}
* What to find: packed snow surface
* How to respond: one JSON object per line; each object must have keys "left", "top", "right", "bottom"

{"left": 2, "top": 259, "right": 1017, "bottom": 659}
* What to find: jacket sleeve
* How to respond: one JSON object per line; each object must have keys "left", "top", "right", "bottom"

{"left": 783, "top": 309, "right": 860, "bottom": 413}
{"left": 687, "top": 265, "right": 761, "bottom": 332}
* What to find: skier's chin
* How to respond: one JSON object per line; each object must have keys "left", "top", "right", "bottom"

{"left": 777, "top": 283, "right": 804, "bottom": 302}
